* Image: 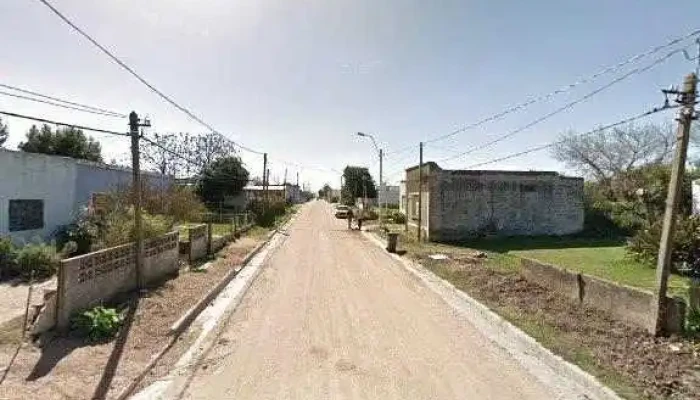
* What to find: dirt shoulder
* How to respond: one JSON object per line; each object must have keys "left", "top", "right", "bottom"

{"left": 374, "top": 228, "right": 700, "bottom": 400}
{"left": 0, "top": 229, "right": 270, "bottom": 400}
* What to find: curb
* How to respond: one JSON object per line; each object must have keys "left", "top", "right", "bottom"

{"left": 362, "top": 231, "right": 621, "bottom": 400}
{"left": 168, "top": 230, "right": 276, "bottom": 336}
{"left": 130, "top": 213, "right": 297, "bottom": 400}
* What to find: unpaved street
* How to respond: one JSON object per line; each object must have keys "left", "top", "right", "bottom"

{"left": 182, "top": 201, "right": 556, "bottom": 399}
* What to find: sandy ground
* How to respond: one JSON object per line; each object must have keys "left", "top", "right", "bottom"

{"left": 0, "top": 279, "right": 54, "bottom": 327}
{"left": 0, "top": 235, "right": 264, "bottom": 400}
{"left": 182, "top": 201, "right": 556, "bottom": 400}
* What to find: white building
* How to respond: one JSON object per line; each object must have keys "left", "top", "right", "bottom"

{"left": 0, "top": 149, "right": 171, "bottom": 243}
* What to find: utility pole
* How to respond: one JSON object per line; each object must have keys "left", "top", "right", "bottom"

{"left": 296, "top": 171, "right": 299, "bottom": 187}
{"left": 651, "top": 72, "right": 697, "bottom": 336}
{"left": 379, "top": 148, "right": 384, "bottom": 227}
{"left": 283, "top": 167, "right": 288, "bottom": 185}
{"left": 262, "top": 153, "right": 268, "bottom": 210}
{"left": 129, "top": 111, "right": 149, "bottom": 289}
{"left": 417, "top": 142, "right": 424, "bottom": 242}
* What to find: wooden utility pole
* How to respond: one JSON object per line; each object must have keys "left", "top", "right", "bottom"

{"left": 129, "top": 111, "right": 143, "bottom": 288}
{"left": 650, "top": 73, "right": 697, "bottom": 336}
{"left": 262, "top": 153, "right": 268, "bottom": 210}
{"left": 283, "top": 168, "right": 288, "bottom": 185}
{"left": 379, "top": 148, "right": 384, "bottom": 227}
{"left": 417, "top": 142, "right": 424, "bottom": 242}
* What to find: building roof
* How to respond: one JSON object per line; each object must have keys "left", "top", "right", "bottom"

{"left": 404, "top": 161, "right": 580, "bottom": 179}
{"left": 244, "top": 185, "right": 287, "bottom": 191}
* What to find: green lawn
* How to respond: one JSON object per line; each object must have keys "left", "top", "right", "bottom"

{"left": 459, "top": 236, "right": 690, "bottom": 299}
{"left": 178, "top": 223, "right": 234, "bottom": 241}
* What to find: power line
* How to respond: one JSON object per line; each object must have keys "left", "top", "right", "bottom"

{"left": 385, "top": 28, "right": 700, "bottom": 156}
{"left": 437, "top": 48, "right": 683, "bottom": 165}
{"left": 0, "top": 90, "right": 125, "bottom": 118}
{"left": 0, "top": 110, "right": 129, "bottom": 136}
{"left": 0, "top": 83, "right": 126, "bottom": 117}
{"left": 462, "top": 104, "right": 678, "bottom": 169}
{"left": 35, "top": 0, "right": 263, "bottom": 155}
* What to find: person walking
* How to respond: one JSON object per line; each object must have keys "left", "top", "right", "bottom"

{"left": 347, "top": 207, "right": 354, "bottom": 230}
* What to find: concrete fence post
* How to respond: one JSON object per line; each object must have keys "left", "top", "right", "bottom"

{"left": 207, "top": 222, "right": 213, "bottom": 256}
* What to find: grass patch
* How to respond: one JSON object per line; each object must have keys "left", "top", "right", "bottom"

{"left": 455, "top": 235, "right": 689, "bottom": 299}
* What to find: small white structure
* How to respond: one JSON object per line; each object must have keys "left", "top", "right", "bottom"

{"left": 0, "top": 149, "right": 171, "bottom": 242}
{"left": 692, "top": 179, "right": 700, "bottom": 215}
{"left": 399, "top": 180, "right": 407, "bottom": 214}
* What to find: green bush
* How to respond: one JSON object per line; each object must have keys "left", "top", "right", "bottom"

{"left": 0, "top": 237, "right": 18, "bottom": 280}
{"left": 56, "top": 212, "right": 99, "bottom": 256}
{"left": 98, "top": 208, "right": 173, "bottom": 249}
{"left": 626, "top": 216, "right": 700, "bottom": 271}
{"left": 71, "top": 306, "right": 123, "bottom": 341}
{"left": 392, "top": 212, "right": 407, "bottom": 224}
{"left": 14, "top": 243, "right": 59, "bottom": 280}
{"left": 247, "top": 200, "right": 287, "bottom": 228}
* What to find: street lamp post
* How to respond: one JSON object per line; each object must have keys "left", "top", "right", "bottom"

{"left": 356, "top": 132, "right": 383, "bottom": 227}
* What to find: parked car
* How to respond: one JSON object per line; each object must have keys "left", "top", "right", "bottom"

{"left": 334, "top": 205, "right": 350, "bottom": 219}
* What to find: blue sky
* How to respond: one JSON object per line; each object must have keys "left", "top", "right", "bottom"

{"left": 1, "top": 0, "right": 699, "bottom": 189}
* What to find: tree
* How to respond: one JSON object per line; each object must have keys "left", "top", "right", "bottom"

{"left": 140, "top": 132, "right": 185, "bottom": 176}
{"left": 0, "top": 117, "right": 8, "bottom": 147}
{"left": 186, "top": 132, "right": 237, "bottom": 170}
{"left": 196, "top": 156, "right": 249, "bottom": 204}
{"left": 318, "top": 184, "right": 332, "bottom": 200}
{"left": 19, "top": 124, "right": 102, "bottom": 162}
{"left": 341, "top": 166, "right": 377, "bottom": 205}
{"left": 552, "top": 122, "right": 674, "bottom": 182}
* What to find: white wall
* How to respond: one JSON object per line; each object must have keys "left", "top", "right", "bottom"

{"left": 0, "top": 149, "right": 172, "bottom": 243}
{"left": 0, "top": 149, "right": 77, "bottom": 243}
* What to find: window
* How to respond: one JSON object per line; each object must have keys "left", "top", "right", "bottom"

{"left": 9, "top": 199, "right": 44, "bottom": 232}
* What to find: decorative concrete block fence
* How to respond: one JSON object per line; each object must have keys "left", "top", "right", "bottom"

{"left": 521, "top": 258, "right": 686, "bottom": 333}
{"left": 53, "top": 231, "right": 179, "bottom": 330}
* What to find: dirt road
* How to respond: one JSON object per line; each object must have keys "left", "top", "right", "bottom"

{"left": 181, "top": 201, "right": 556, "bottom": 399}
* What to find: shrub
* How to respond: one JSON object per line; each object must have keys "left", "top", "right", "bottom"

{"left": 687, "top": 307, "right": 700, "bottom": 336}
{"left": 247, "top": 200, "right": 287, "bottom": 227}
{"left": 56, "top": 210, "right": 99, "bottom": 256}
{"left": 626, "top": 216, "right": 700, "bottom": 271}
{"left": 14, "top": 243, "right": 59, "bottom": 280}
{"left": 0, "top": 237, "right": 18, "bottom": 280}
{"left": 98, "top": 208, "right": 173, "bottom": 249}
{"left": 392, "top": 212, "right": 407, "bottom": 224}
{"left": 71, "top": 306, "right": 123, "bottom": 341}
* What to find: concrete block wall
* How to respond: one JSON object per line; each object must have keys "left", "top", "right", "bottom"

{"left": 53, "top": 231, "right": 180, "bottom": 330}
{"left": 430, "top": 171, "right": 584, "bottom": 241}
{"left": 521, "top": 258, "right": 686, "bottom": 333}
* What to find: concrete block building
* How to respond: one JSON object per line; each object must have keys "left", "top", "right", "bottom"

{"left": 404, "top": 162, "right": 584, "bottom": 241}
{"left": 0, "top": 149, "right": 171, "bottom": 243}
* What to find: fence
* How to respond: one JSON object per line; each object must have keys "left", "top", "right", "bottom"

{"left": 520, "top": 258, "right": 686, "bottom": 333}
{"left": 51, "top": 231, "right": 179, "bottom": 330}
{"left": 179, "top": 213, "right": 255, "bottom": 262}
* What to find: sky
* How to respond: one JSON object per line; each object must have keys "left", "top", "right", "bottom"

{"left": 1, "top": 0, "right": 699, "bottom": 190}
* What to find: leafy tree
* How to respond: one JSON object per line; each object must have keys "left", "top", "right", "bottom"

{"left": 197, "top": 156, "right": 249, "bottom": 204}
{"left": 19, "top": 124, "right": 102, "bottom": 162}
{"left": 341, "top": 166, "right": 377, "bottom": 205}
{"left": 552, "top": 122, "right": 674, "bottom": 182}
{"left": 0, "top": 117, "right": 8, "bottom": 147}
{"left": 318, "top": 184, "right": 332, "bottom": 199}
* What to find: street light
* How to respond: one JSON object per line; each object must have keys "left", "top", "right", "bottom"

{"left": 356, "top": 132, "right": 383, "bottom": 227}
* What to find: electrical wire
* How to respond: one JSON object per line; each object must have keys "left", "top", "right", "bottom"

{"left": 384, "top": 27, "right": 700, "bottom": 156}
{"left": 462, "top": 104, "right": 679, "bottom": 169}
{"left": 0, "top": 83, "right": 126, "bottom": 117}
{"left": 0, "top": 90, "right": 125, "bottom": 118}
{"left": 35, "top": 0, "right": 263, "bottom": 155}
{"left": 0, "top": 110, "right": 129, "bottom": 136}
{"left": 437, "top": 48, "right": 683, "bottom": 165}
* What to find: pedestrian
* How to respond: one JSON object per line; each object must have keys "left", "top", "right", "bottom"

{"left": 347, "top": 207, "right": 354, "bottom": 230}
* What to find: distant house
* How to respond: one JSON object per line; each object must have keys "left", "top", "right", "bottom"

{"left": 378, "top": 185, "right": 400, "bottom": 207}
{"left": 243, "top": 183, "right": 302, "bottom": 205}
{"left": 0, "top": 149, "right": 172, "bottom": 242}
{"left": 404, "top": 162, "right": 583, "bottom": 241}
